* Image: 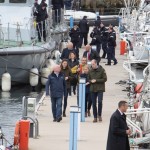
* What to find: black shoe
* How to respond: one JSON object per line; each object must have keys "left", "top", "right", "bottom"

{"left": 105, "top": 63, "right": 111, "bottom": 66}
{"left": 57, "top": 117, "right": 62, "bottom": 122}
{"left": 53, "top": 118, "right": 57, "bottom": 122}
{"left": 63, "top": 112, "right": 66, "bottom": 117}
{"left": 114, "top": 61, "right": 118, "bottom": 65}
{"left": 73, "top": 90, "right": 76, "bottom": 95}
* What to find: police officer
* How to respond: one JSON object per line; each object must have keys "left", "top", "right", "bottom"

{"left": 109, "top": 24, "right": 117, "bottom": 56}
{"left": 69, "top": 25, "right": 80, "bottom": 51}
{"left": 78, "top": 16, "right": 89, "bottom": 48}
{"left": 94, "top": 16, "right": 101, "bottom": 27}
{"left": 105, "top": 28, "right": 117, "bottom": 66}
{"left": 52, "top": 0, "right": 64, "bottom": 24}
{"left": 90, "top": 25, "right": 101, "bottom": 54}
{"left": 100, "top": 23, "right": 108, "bottom": 58}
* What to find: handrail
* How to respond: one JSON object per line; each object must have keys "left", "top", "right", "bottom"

{"left": 143, "top": 64, "right": 150, "bottom": 78}
{"left": 123, "top": 61, "right": 136, "bottom": 81}
{"left": 126, "top": 117, "right": 143, "bottom": 137}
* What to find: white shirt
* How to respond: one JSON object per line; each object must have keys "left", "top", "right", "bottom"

{"left": 118, "top": 109, "right": 123, "bottom": 115}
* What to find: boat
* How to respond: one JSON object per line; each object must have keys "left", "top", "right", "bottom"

{"left": 119, "top": 0, "right": 150, "bottom": 149}
{"left": 0, "top": 0, "right": 69, "bottom": 85}
{"left": 64, "top": 10, "right": 119, "bottom": 26}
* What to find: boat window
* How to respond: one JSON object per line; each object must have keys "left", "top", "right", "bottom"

{"left": 0, "top": 0, "right": 4, "bottom": 3}
{"left": 9, "top": 0, "right": 26, "bottom": 3}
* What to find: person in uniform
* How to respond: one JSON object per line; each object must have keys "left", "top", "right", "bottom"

{"left": 100, "top": 23, "right": 108, "bottom": 58}
{"left": 105, "top": 28, "right": 117, "bottom": 66}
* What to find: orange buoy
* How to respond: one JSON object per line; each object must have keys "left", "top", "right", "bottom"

{"left": 19, "top": 120, "right": 30, "bottom": 150}
{"left": 135, "top": 83, "right": 143, "bottom": 93}
{"left": 120, "top": 40, "right": 126, "bottom": 55}
{"left": 14, "top": 121, "right": 20, "bottom": 147}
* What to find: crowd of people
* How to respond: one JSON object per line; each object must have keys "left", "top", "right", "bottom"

{"left": 44, "top": 4, "right": 131, "bottom": 149}
{"left": 45, "top": 14, "right": 120, "bottom": 123}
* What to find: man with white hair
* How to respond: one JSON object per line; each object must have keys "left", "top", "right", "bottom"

{"left": 60, "top": 42, "right": 79, "bottom": 60}
{"left": 46, "top": 65, "right": 66, "bottom": 122}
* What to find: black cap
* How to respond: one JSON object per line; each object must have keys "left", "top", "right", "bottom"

{"left": 83, "top": 16, "right": 87, "bottom": 19}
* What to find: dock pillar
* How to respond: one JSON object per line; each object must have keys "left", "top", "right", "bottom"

{"left": 69, "top": 106, "right": 80, "bottom": 150}
{"left": 79, "top": 78, "right": 86, "bottom": 122}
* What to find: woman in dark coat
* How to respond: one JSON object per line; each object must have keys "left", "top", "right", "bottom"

{"left": 68, "top": 52, "right": 79, "bottom": 95}
{"left": 106, "top": 101, "right": 130, "bottom": 150}
{"left": 60, "top": 59, "right": 72, "bottom": 117}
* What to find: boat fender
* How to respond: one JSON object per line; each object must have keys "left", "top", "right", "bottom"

{"left": 1, "top": 72, "right": 11, "bottom": 92}
{"left": 29, "top": 67, "right": 39, "bottom": 87}
{"left": 14, "top": 121, "right": 20, "bottom": 147}
{"left": 41, "top": 67, "right": 50, "bottom": 85}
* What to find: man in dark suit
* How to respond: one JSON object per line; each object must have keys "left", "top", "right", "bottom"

{"left": 83, "top": 45, "right": 100, "bottom": 64}
{"left": 78, "top": 16, "right": 89, "bottom": 47}
{"left": 106, "top": 101, "right": 131, "bottom": 150}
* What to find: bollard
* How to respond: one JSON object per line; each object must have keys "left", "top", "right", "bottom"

{"left": 70, "top": 16, "right": 74, "bottom": 29}
{"left": 77, "top": 107, "right": 81, "bottom": 141}
{"left": 79, "top": 78, "right": 86, "bottom": 122}
{"left": 69, "top": 106, "right": 80, "bottom": 150}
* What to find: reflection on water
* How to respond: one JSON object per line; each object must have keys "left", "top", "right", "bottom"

{"left": 0, "top": 85, "right": 44, "bottom": 145}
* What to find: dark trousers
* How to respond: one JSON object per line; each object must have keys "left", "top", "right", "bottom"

{"left": 91, "top": 92, "right": 103, "bottom": 118}
{"left": 101, "top": 42, "right": 107, "bottom": 58}
{"left": 107, "top": 46, "right": 117, "bottom": 64}
{"left": 85, "top": 93, "right": 92, "bottom": 112}
{"left": 51, "top": 97, "right": 63, "bottom": 119}
{"left": 37, "top": 22, "right": 46, "bottom": 42}
{"left": 96, "top": 43, "right": 101, "bottom": 55}
{"left": 79, "top": 33, "right": 88, "bottom": 47}
{"left": 63, "top": 88, "right": 70, "bottom": 113}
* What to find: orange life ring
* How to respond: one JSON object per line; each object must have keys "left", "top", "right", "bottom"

{"left": 14, "top": 121, "right": 20, "bottom": 146}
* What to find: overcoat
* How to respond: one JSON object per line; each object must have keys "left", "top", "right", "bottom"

{"left": 106, "top": 109, "right": 130, "bottom": 150}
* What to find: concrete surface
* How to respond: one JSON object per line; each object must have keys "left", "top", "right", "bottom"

{"left": 29, "top": 27, "right": 129, "bottom": 150}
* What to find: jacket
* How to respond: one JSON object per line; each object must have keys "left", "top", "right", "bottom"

{"left": 52, "top": 0, "right": 64, "bottom": 9}
{"left": 35, "top": 6, "right": 48, "bottom": 22}
{"left": 68, "top": 59, "right": 79, "bottom": 74}
{"left": 94, "top": 18, "right": 101, "bottom": 27}
{"left": 80, "top": 73, "right": 90, "bottom": 93}
{"left": 78, "top": 18, "right": 89, "bottom": 34}
{"left": 108, "top": 32, "right": 116, "bottom": 47}
{"left": 60, "top": 48, "right": 78, "bottom": 60}
{"left": 83, "top": 50, "right": 100, "bottom": 64}
{"left": 61, "top": 67, "right": 72, "bottom": 89}
{"left": 46, "top": 72, "right": 66, "bottom": 98}
{"left": 106, "top": 110, "right": 130, "bottom": 150}
{"left": 88, "top": 65, "right": 107, "bottom": 92}
{"left": 100, "top": 26, "right": 108, "bottom": 42}
{"left": 69, "top": 28, "right": 80, "bottom": 42}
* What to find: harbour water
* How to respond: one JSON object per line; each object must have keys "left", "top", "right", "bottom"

{"left": 0, "top": 85, "right": 44, "bottom": 145}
